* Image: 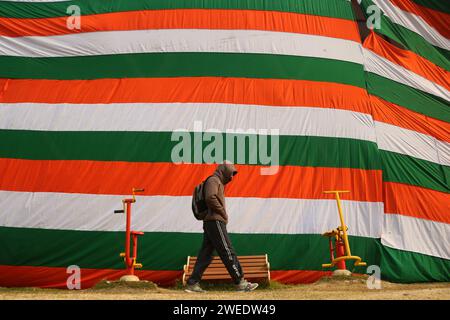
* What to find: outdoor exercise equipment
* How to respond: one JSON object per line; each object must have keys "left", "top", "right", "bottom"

{"left": 322, "top": 190, "right": 366, "bottom": 275}
{"left": 114, "top": 188, "right": 145, "bottom": 281}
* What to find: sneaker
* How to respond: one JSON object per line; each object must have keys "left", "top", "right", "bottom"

{"left": 236, "top": 279, "right": 259, "bottom": 292}
{"left": 185, "top": 282, "right": 206, "bottom": 293}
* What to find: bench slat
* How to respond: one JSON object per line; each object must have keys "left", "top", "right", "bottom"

{"left": 188, "top": 261, "right": 267, "bottom": 266}
{"left": 185, "top": 267, "right": 268, "bottom": 275}
{"left": 189, "top": 256, "right": 266, "bottom": 262}
{"left": 183, "top": 255, "right": 270, "bottom": 285}
{"left": 196, "top": 274, "right": 269, "bottom": 280}
{"left": 188, "top": 261, "right": 267, "bottom": 268}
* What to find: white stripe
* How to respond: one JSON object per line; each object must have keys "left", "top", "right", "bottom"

{"left": 4, "top": 190, "right": 448, "bottom": 260}
{"left": 363, "top": 48, "right": 450, "bottom": 102}
{"left": 0, "top": 191, "right": 383, "bottom": 238}
{"left": 436, "top": 140, "right": 450, "bottom": 168}
{"left": 2, "top": 102, "right": 446, "bottom": 166}
{"left": 216, "top": 221, "right": 232, "bottom": 261}
{"left": 373, "top": 0, "right": 450, "bottom": 50}
{"left": 375, "top": 121, "right": 450, "bottom": 166}
{"left": 382, "top": 213, "right": 450, "bottom": 260}
{"left": 0, "top": 103, "right": 377, "bottom": 142}
{"left": 8, "top": 102, "right": 449, "bottom": 166}
{"left": 0, "top": 29, "right": 363, "bottom": 64}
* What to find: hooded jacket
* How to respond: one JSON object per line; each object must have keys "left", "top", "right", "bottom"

{"left": 203, "top": 163, "right": 237, "bottom": 224}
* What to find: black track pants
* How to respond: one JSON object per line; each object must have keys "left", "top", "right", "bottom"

{"left": 187, "top": 220, "right": 244, "bottom": 285}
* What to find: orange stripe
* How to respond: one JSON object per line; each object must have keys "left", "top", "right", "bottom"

{"left": 271, "top": 270, "right": 332, "bottom": 284}
{"left": 1, "top": 76, "right": 446, "bottom": 143}
{"left": 5, "top": 158, "right": 445, "bottom": 224}
{"left": 364, "top": 32, "right": 450, "bottom": 91}
{"left": 389, "top": 0, "right": 450, "bottom": 38}
{"left": 384, "top": 182, "right": 450, "bottom": 224}
{"left": 0, "top": 8, "right": 361, "bottom": 42}
{"left": 0, "top": 159, "right": 383, "bottom": 202}
{"left": 0, "top": 265, "right": 331, "bottom": 288}
{"left": 370, "top": 95, "right": 450, "bottom": 143}
{"left": 0, "top": 77, "right": 372, "bottom": 115}
{"left": 0, "top": 265, "right": 181, "bottom": 288}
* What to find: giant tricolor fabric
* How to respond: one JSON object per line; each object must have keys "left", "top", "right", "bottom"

{"left": 358, "top": 0, "right": 449, "bottom": 282}
{"left": 0, "top": 0, "right": 448, "bottom": 288}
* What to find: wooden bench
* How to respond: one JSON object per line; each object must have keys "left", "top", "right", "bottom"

{"left": 182, "top": 254, "right": 270, "bottom": 285}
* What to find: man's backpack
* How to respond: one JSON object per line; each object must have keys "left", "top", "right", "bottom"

{"left": 192, "top": 176, "right": 212, "bottom": 220}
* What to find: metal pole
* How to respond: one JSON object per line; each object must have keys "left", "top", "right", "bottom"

{"left": 335, "top": 192, "right": 352, "bottom": 256}
{"left": 132, "top": 234, "right": 138, "bottom": 275}
{"left": 124, "top": 200, "right": 132, "bottom": 274}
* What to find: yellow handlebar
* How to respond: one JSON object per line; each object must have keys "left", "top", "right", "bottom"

{"left": 132, "top": 188, "right": 145, "bottom": 202}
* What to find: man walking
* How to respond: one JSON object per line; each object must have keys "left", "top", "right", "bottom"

{"left": 185, "top": 162, "right": 259, "bottom": 293}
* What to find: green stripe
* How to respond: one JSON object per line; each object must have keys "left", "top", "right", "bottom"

{"left": 380, "top": 244, "right": 450, "bottom": 282}
{"left": 2, "top": 130, "right": 449, "bottom": 192}
{"left": 0, "top": 130, "right": 381, "bottom": 170}
{"left": 376, "top": 16, "right": 450, "bottom": 71}
{"left": 366, "top": 72, "right": 450, "bottom": 123}
{"left": 361, "top": 0, "right": 450, "bottom": 71}
{"left": 0, "top": 53, "right": 365, "bottom": 88}
{"left": 381, "top": 151, "right": 449, "bottom": 193}
{"left": 1, "top": 226, "right": 448, "bottom": 282}
{"left": 0, "top": 226, "right": 376, "bottom": 273}
{"left": 0, "top": 0, "right": 356, "bottom": 20}
{"left": 410, "top": 0, "right": 450, "bottom": 15}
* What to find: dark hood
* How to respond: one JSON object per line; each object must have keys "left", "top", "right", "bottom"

{"left": 213, "top": 163, "right": 238, "bottom": 185}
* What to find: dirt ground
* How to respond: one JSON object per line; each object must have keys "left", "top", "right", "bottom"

{"left": 1, "top": 276, "right": 449, "bottom": 300}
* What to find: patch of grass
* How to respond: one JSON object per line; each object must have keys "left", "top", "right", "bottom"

{"left": 0, "top": 287, "right": 64, "bottom": 293}
{"left": 172, "top": 279, "right": 293, "bottom": 291}
{"left": 91, "top": 280, "right": 158, "bottom": 291}
{"left": 264, "top": 280, "right": 296, "bottom": 290}
{"left": 315, "top": 274, "right": 369, "bottom": 285}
